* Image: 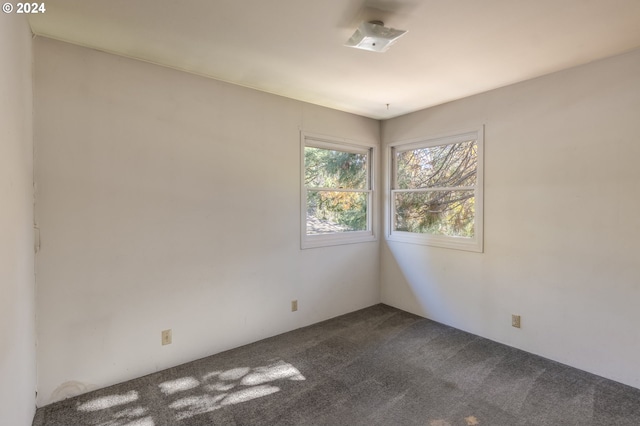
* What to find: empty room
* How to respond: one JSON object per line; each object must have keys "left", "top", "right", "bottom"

{"left": 2, "top": 1, "right": 640, "bottom": 425}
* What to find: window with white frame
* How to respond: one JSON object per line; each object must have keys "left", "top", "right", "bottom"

{"left": 389, "top": 127, "right": 483, "bottom": 252}
{"left": 301, "top": 133, "right": 375, "bottom": 249}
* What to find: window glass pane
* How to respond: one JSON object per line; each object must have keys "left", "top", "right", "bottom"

{"left": 306, "top": 190, "right": 368, "bottom": 234}
{"left": 396, "top": 140, "right": 477, "bottom": 189}
{"left": 394, "top": 190, "right": 475, "bottom": 237}
{"left": 305, "top": 147, "right": 367, "bottom": 189}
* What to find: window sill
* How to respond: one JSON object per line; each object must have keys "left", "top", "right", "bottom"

{"left": 387, "top": 231, "right": 483, "bottom": 253}
{"left": 301, "top": 231, "right": 376, "bottom": 249}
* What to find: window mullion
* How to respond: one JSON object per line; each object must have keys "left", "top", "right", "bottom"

{"left": 307, "top": 187, "right": 371, "bottom": 193}
{"left": 391, "top": 186, "right": 475, "bottom": 193}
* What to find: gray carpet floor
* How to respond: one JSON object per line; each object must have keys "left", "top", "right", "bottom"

{"left": 33, "top": 304, "right": 640, "bottom": 426}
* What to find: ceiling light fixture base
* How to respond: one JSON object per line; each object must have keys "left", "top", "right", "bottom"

{"left": 345, "top": 20, "right": 407, "bottom": 53}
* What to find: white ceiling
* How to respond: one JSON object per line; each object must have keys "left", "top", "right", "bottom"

{"left": 28, "top": 0, "right": 640, "bottom": 119}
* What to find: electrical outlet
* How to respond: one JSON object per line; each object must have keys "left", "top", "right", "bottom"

{"left": 162, "top": 329, "right": 172, "bottom": 345}
{"left": 291, "top": 300, "right": 298, "bottom": 312}
{"left": 512, "top": 315, "right": 521, "bottom": 328}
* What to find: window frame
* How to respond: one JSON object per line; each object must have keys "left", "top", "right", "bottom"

{"left": 387, "top": 126, "right": 484, "bottom": 252}
{"left": 301, "top": 132, "right": 376, "bottom": 249}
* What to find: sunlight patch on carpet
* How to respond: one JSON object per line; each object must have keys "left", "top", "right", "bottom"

{"left": 158, "top": 377, "right": 200, "bottom": 395}
{"left": 222, "top": 384, "right": 280, "bottom": 405}
{"left": 77, "top": 390, "right": 139, "bottom": 412}
{"left": 97, "top": 415, "right": 155, "bottom": 426}
{"left": 164, "top": 360, "right": 305, "bottom": 420}
{"left": 241, "top": 361, "right": 306, "bottom": 386}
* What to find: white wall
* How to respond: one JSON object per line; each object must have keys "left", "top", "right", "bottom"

{"left": 34, "top": 38, "right": 380, "bottom": 406}
{"left": 381, "top": 49, "right": 640, "bottom": 388}
{"left": 0, "top": 14, "right": 36, "bottom": 426}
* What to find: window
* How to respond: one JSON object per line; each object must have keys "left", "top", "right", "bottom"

{"left": 301, "top": 132, "right": 375, "bottom": 249}
{"left": 389, "top": 127, "right": 483, "bottom": 252}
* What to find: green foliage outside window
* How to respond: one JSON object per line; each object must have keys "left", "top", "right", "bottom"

{"left": 305, "top": 146, "right": 369, "bottom": 233}
{"left": 394, "top": 140, "right": 477, "bottom": 237}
